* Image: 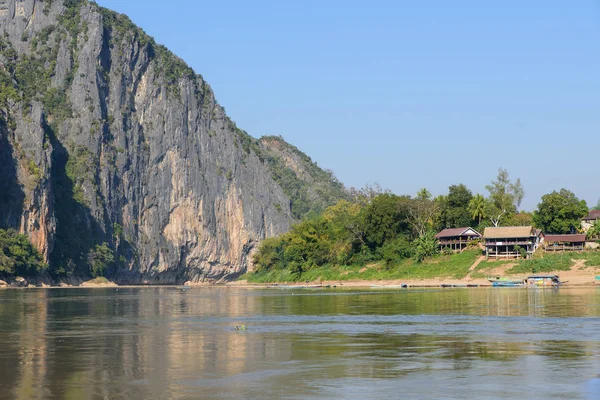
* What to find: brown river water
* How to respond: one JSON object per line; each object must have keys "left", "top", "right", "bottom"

{"left": 1, "top": 287, "right": 600, "bottom": 399}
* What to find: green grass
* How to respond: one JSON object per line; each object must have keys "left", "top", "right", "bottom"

{"left": 242, "top": 249, "right": 481, "bottom": 283}
{"left": 571, "top": 252, "right": 600, "bottom": 268}
{"left": 469, "top": 258, "right": 516, "bottom": 279}
{"left": 506, "top": 251, "right": 600, "bottom": 274}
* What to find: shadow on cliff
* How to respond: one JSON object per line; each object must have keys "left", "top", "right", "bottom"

{"left": 45, "top": 123, "right": 106, "bottom": 280}
{"left": 0, "top": 121, "right": 25, "bottom": 230}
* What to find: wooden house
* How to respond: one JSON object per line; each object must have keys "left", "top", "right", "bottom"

{"left": 535, "top": 229, "right": 545, "bottom": 244}
{"left": 483, "top": 226, "right": 539, "bottom": 259}
{"left": 544, "top": 234, "right": 586, "bottom": 252}
{"left": 435, "top": 227, "right": 482, "bottom": 251}
{"left": 582, "top": 210, "right": 600, "bottom": 232}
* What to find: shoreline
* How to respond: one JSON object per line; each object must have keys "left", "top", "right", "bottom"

{"left": 225, "top": 267, "right": 600, "bottom": 289}
{"left": 2, "top": 267, "right": 598, "bottom": 289}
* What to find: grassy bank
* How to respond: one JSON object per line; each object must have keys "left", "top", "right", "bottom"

{"left": 241, "top": 249, "right": 600, "bottom": 284}
{"left": 242, "top": 249, "right": 481, "bottom": 283}
{"left": 470, "top": 251, "right": 600, "bottom": 277}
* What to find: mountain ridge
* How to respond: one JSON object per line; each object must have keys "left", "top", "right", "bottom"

{"left": 0, "top": 0, "right": 347, "bottom": 283}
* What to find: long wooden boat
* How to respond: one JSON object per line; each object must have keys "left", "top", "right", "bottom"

{"left": 370, "top": 284, "right": 408, "bottom": 288}
{"left": 491, "top": 280, "right": 525, "bottom": 287}
{"left": 488, "top": 276, "right": 525, "bottom": 287}
{"left": 526, "top": 275, "right": 563, "bottom": 287}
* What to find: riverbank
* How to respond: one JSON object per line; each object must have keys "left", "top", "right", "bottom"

{"left": 234, "top": 250, "right": 600, "bottom": 288}
{"left": 228, "top": 270, "right": 598, "bottom": 288}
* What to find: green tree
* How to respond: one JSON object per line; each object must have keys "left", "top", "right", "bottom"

{"left": 468, "top": 194, "right": 486, "bottom": 225}
{"left": 377, "top": 235, "right": 413, "bottom": 268}
{"left": 87, "top": 243, "right": 114, "bottom": 277}
{"left": 408, "top": 188, "right": 437, "bottom": 237}
{"left": 485, "top": 168, "right": 524, "bottom": 226}
{"left": 533, "top": 189, "right": 588, "bottom": 234}
{"left": 361, "top": 193, "right": 411, "bottom": 249}
{"left": 587, "top": 221, "right": 600, "bottom": 239}
{"left": 322, "top": 200, "right": 365, "bottom": 248}
{"left": 413, "top": 230, "right": 439, "bottom": 263}
{"left": 506, "top": 212, "right": 534, "bottom": 226}
{"left": 438, "top": 184, "right": 473, "bottom": 228}
{"left": 592, "top": 198, "right": 600, "bottom": 211}
{"left": 0, "top": 229, "right": 46, "bottom": 276}
{"left": 252, "top": 237, "right": 283, "bottom": 272}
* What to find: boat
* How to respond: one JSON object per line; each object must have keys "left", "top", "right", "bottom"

{"left": 491, "top": 280, "right": 525, "bottom": 287}
{"left": 488, "top": 276, "right": 525, "bottom": 287}
{"left": 370, "top": 284, "right": 408, "bottom": 289}
{"left": 526, "top": 275, "right": 563, "bottom": 287}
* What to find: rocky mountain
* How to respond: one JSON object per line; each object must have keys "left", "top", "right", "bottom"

{"left": 0, "top": 0, "right": 347, "bottom": 284}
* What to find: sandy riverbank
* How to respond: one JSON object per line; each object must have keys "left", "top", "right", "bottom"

{"left": 226, "top": 267, "right": 600, "bottom": 288}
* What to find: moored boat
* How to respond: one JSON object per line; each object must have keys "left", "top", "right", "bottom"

{"left": 488, "top": 276, "right": 525, "bottom": 287}
{"left": 526, "top": 275, "right": 563, "bottom": 287}
{"left": 491, "top": 280, "right": 525, "bottom": 287}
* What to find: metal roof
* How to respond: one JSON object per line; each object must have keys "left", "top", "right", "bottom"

{"left": 435, "top": 227, "right": 481, "bottom": 239}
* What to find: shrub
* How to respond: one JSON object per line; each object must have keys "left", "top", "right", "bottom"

{"left": 414, "top": 230, "right": 439, "bottom": 263}
{"left": 87, "top": 243, "right": 114, "bottom": 277}
{"left": 0, "top": 229, "right": 47, "bottom": 276}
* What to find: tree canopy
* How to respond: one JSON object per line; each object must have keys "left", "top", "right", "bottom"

{"left": 437, "top": 184, "right": 473, "bottom": 229}
{"left": 0, "top": 229, "right": 47, "bottom": 277}
{"left": 485, "top": 168, "right": 524, "bottom": 226}
{"left": 533, "top": 189, "right": 588, "bottom": 234}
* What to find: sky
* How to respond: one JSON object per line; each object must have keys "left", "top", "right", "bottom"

{"left": 96, "top": 0, "right": 600, "bottom": 210}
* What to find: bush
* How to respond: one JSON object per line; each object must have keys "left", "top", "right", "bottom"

{"left": 0, "top": 229, "right": 47, "bottom": 276}
{"left": 513, "top": 245, "right": 527, "bottom": 259}
{"left": 441, "top": 247, "right": 454, "bottom": 256}
{"left": 377, "top": 236, "right": 413, "bottom": 268}
{"left": 414, "top": 230, "right": 439, "bottom": 263}
{"left": 87, "top": 243, "right": 114, "bottom": 277}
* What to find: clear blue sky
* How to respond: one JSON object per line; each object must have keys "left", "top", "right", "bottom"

{"left": 97, "top": 0, "right": 600, "bottom": 210}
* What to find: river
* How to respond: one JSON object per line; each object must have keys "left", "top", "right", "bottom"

{"left": 1, "top": 287, "right": 600, "bottom": 399}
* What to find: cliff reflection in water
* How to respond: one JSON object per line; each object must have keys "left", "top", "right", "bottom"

{"left": 1, "top": 287, "right": 600, "bottom": 399}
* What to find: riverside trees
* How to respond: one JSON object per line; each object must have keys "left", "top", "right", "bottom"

{"left": 533, "top": 189, "right": 588, "bottom": 234}
{"left": 484, "top": 168, "right": 524, "bottom": 227}
{"left": 252, "top": 168, "right": 593, "bottom": 280}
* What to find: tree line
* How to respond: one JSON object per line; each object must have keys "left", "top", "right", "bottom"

{"left": 252, "top": 168, "right": 597, "bottom": 277}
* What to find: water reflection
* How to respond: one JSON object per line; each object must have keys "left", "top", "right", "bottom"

{"left": 0, "top": 287, "right": 599, "bottom": 399}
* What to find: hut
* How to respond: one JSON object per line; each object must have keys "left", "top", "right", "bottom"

{"left": 483, "top": 226, "right": 539, "bottom": 259}
{"left": 544, "top": 234, "right": 586, "bottom": 252}
{"left": 435, "top": 227, "right": 481, "bottom": 251}
{"left": 582, "top": 210, "right": 600, "bottom": 232}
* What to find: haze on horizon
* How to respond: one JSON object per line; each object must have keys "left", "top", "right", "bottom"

{"left": 97, "top": 0, "right": 600, "bottom": 210}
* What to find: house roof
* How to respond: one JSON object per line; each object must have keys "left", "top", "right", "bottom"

{"left": 583, "top": 210, "right": 600, "bottom": 221}
{"left": 435, "top": 227, "right": 481, "bottom": 239}
{"left": 535, "top": 229, "right": 544, "bottom": 237}
{"left": 483, "top": 226, "right": 535, "bottom": 239}
{"left": 545, "top": 234, "right": 587, "bottom": 243}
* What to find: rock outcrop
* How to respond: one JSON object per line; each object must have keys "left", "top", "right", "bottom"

{"left": 0, "top": 0, "right": 346, "bottom": 283}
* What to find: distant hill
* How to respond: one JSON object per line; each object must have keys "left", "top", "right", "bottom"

{"left": 258, "top": 136, "right": 349, "bottom": 219}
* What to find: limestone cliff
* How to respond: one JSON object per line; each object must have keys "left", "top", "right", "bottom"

{"left": 0, "top": 0, "right": 346, "bottom": 283}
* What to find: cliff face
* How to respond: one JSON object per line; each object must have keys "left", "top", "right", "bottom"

{"left": 0, "top": 0, "right": 345, "bottom": 283}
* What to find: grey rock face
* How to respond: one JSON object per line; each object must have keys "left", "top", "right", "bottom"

{"left": 0, "top": 0, "right": 317, "bottom": 283}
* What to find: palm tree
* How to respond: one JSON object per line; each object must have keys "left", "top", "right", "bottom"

{"left": 468, "top": 194, "right": 486, "bottom": 225}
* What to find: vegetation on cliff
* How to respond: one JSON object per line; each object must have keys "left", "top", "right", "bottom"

{"left": 0, "top": 229, "right": 47, "bottom": 277}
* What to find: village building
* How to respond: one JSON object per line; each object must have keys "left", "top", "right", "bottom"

{"left": 435, "top": 227, "right": 481, "bottom": 251}
{"left": 544, "top": 234, "right": 586, "bottom": 252}
{"left": 483, "top": 226, "right": 539, "bottom": 259}
{"left": 582, "top": 210, "right": 600, "bottom": 232}
{"left": 535, "top": 229, "right": 545, "bottom": 244}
